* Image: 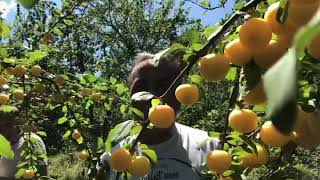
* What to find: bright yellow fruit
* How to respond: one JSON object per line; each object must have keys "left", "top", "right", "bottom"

{"left": 80, "top": 88, "right": 92, "bottom": 97}
{"left": 239, "top": 18, "right": 272, "bottom": 53}
{"left": 13, "top": 89, "right": 24, "bottom": 100}
{"left": 129, "top": 156, "right": 151, "bottom": 177}
{"left": 228, "top": 109, "right": 258, "bottom": 133}
{"left": 54, "top": 75, "right": 65, "bottom": 86}
{"left": 207, "top": 150, "right": 232, "bottom": 174}
{"left": 254, "top": 40, "right": 287, "bottom": 69}
{"left": 287, "top": 0, "right": 319, "bottom": 27}
{"left": 72, "top": 129, "right": 81, "bottom": 140}
{"left": 224, "top": 38, "right": 252, "bottom": 66}
{"left": 0, "top": 94, "right": 9, "bottom": 105}
{"left": 277, "top": 33, "right": 294, "bottom": 49}
{"left": 148, "top": 105, "right": 175, "bottom": 128}
{"left": 31, "top": 65, "right": 42, "bottom": 76}
{"left": 79, "top": 150, "right": 89, "bottom": 160}
{"left": 175, "top": 84, "right": 199, "bottom": 105}
{"left": 260, "top": 121, "right": 293, "bottom": 147}
{"left": 242, "top": 80, "right": 267, "bottom": 105}
{"left": 91, "top": 93, "right": 102, "bottom": 102}
{"left": 264, "top": 2, "right": 298, "bottom": 35}
{"left": 198, "top": 54, "right": 230, "bottom": 81}
{"left": 111, "top": 148, "right": 132, "bottom": 172}
{"left": 23, "top": 169, "right": 35, "bottom": 179}
{"left": 14, "top": 65, "right": 27, "bottom": 77}
{"left": 308, "top": 33, "right": 320, "bottom": 60}
{"left": 0, "top": 76, "right": 8, "bottom": 86}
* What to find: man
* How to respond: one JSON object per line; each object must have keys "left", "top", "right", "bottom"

{"left": 0, "top": 111, "right": 48, "bottom": 179}
{"left": 97, "top": 50, "right": 219, "bottom": 180}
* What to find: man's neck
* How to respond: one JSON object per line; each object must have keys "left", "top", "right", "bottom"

{"left": 139, "top": 124, "right": 176, "bottom": 145}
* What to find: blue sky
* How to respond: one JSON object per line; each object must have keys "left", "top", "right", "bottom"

{"left": 1, "top": 0, "right": 234, "bottom": 26}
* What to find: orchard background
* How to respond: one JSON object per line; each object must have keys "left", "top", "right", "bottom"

{"left": 1, "top": 0, "right": 320, "bottom": 179}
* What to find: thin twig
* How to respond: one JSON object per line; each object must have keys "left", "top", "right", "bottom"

{"left": 186, "top": 0, "right": 227, "bottom": 10}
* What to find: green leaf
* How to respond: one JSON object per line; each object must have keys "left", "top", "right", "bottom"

{"left": 200, "top": 0, "right": 210, "bottom": 8}
{"left": 130, "top": 124, "right": 142, "bottom": 136}
{"left": 116, "top": 84, "right": 129, "bottom": 96}
{"left": 26, "top": 50, "right": 48, "bottom": 63}
{"left": 130, "top": 107, "right": 144, "bottom": 118}
{"left": 53, "top": 28, "right": 64, "bottom": 36}
{"left": 0, "top": 48, "right": 8, "bottom": 58}
{"left": 83, "top": 72, "right": 97, "bottom": 83}
{"left": 58, "top": 116, "right": 68, "bottom": 124}
{"left": 208, "top": 131, "right": 220, "bottom": 138}
{"left": 293, "top": 164, "right": 315, "bottom": 176}
{"left": 184, "top": 29, "right": 201, "bottom": 44}
{"left": 0, "top": 134, "right": 14, "bottom": 160}
{"left": 110, "top": 120, "right": 135, "bottom": 147}
{"left": 226, "top": 67, "right": 237, "bottom": 81}
{"left": 110, "top": 76, "right": 117, "bottom": 85}
{"left": 153, "top": 44, "right": 186, "bottom": 66}
{"left": 190, "top": 74, "right": 203, "bottom": 85}
{"left": 120, "top": 104, "right": 127, "bottom": 115}
{"left": 151, "top": 99, "right": 161, "bottom": 107}
{"left": 0, "top": 21, "right": 11, "bottom": 37}
{"left": 98, "top": 137, "right": 104, "bottom": 150}
{"left": 3, "top": 58, "right": 16, "bottom": 64}
{"left": 131, "top": 92, "right": 154, "bottom": 103}
{"left": 239, "top": 62, "right": 261, "bottom": 97}
{"left": 141, "top": 148, "right": 157, "bottom": 164}
{"left": 18, "top": 0, "right": 37, "bottom": 9}
{"left": 191, "top": 43, "right": 203, "bottom": 51}
{"left": 63, "top": 19, "right": 74, "bottom": 26}
{"left": 36, "top": 131, "right": 47, "bottom": 137}
{"left": 0, "top": 105, "right": 18, "bottom": 113}
{"left": 14, "top": 168, "right": 25, "bottom": 179}
{"left": 63, "top": 130, "right": 71, "bottom": 139}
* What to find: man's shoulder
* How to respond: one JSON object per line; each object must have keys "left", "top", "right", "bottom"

{"left": 175, "top": 123, "right": 208, "bottom": 137}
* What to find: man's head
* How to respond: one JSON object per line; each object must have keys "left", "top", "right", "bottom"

{"left": 129, "top": 50, "right": 185, "bottom": 116}
{"left": 0, "top": 111, "right": 20, "bottom": 142}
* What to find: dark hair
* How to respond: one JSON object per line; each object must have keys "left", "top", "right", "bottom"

{"left": 128, "top": 50, "right": 186, "bottom": 86}
{"left": 0, "top": 110, "right": 17, "bottom": 126}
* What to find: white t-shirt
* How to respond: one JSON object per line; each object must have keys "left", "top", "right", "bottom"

{"left": 99, "top": 123, "right": 219, "bottom": 180}
{"left": 0, "top": 133, "right": 47, "bottom": 178}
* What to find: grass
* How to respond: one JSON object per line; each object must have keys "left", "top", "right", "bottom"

{"left": 48, "top": 153, "right": 88, "bottom": 180}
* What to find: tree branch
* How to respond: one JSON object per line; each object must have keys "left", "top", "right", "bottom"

{"left": 160, "top": 0, "right": 265, "bottom": 99}
{"left": 186, "top": 0, "right": 227, "bottom": 10}
{"left": 220, "top": 68, "right": 240, "bottom": 148}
